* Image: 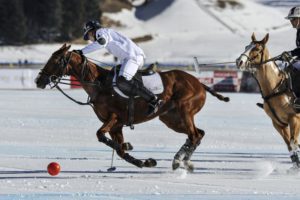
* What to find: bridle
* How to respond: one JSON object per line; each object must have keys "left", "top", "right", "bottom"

{"left": 39, "top": 51, "right": 105, "bottom": 106}
{"left": 38, "top": 51, "right": 73, "bottom": 88}
{"left": 241, "top": 43, "right": 282, "bottom": 73}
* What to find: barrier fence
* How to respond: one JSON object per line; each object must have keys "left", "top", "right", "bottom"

{"left": 0, "top": 69, "right": 257, "bottom": 92}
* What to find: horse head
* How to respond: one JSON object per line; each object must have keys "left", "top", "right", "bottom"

{"left": 236, "top": 33, "right": 269, "bottom": 72}
{"left": 35, "top": 43, "right": 72, "bottom": 89}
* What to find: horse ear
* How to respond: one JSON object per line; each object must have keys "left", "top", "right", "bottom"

{"left": 251, "top": 32, "right": 257, "bottom": 42}
{"left": 262, "top": 33, "right": 269, "bottom": 44}
{"left": 60, "top": 43, "right": 67, "bottom": 50}
{"left": 53, "top": 44, "right": 70, "bottom": 56}
{"left": 66, "top": 44, "right": 71, "bottom": 51}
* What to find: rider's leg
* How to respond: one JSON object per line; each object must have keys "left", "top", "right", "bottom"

{"left": 117, "top": 57, "right": 161, "bottom": 115}
{"left": 290, "top": 63, "right": 300, "bottom": 108}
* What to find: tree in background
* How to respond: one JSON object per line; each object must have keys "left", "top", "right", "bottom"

{"left": 60, "top": 0, "right": 102, "bottom": 41}
{"left": 0, "top": 0, "right": 102, "bottom": 45}
{"left": 24, "top": 0, "right": 62, "bottom": 42}
{"left": 0, "top": 0, "right": 27, "bottom": 45}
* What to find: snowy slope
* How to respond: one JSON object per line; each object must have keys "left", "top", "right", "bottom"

{"left": 0, "top": 0, "right": 296, "bottom": 64}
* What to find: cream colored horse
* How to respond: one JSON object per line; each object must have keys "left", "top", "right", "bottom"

{"left": 236, "top": 33, "right": 300, "bottom": 168}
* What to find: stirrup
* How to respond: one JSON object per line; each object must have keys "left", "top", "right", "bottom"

{"left": 147, "top": 99, "right": 163, "bottom": 116}
{"left": 293, "top": 98, "right": 300, "bottom": 109}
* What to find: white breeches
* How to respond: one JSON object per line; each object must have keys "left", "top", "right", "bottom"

{"left": 119, "top": 55, "right": 145, "bottom": 80}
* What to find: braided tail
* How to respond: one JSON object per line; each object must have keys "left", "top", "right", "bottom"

{"left": 201, "top": 83, "right": 230, "bottom": 102}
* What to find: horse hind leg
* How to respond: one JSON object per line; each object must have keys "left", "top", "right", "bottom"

{"left": 183, "top": 128, "right": 205, "bottom": 172}
{"left": 173, "top": 138, "right": 200, "bottom": 172}
{"left": 159, "top": 108, "right": 204, "bottom": 172}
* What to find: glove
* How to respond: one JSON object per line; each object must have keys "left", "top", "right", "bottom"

{"left": 281, "top": 51, "right": 293, "bottom": 63}
{"left": 73, "top": 49, "right": 83, "bottom": 55}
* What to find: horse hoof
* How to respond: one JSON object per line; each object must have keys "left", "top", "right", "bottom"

{"left": 144, "top": 158, "right": 157, "bottom": 167}
{"left": 287, "top": 162, "right": 300, "bottom": 174}
{"left": 133, "top": 159, "right": 144, "bottom": 168}
{"left": 122, "top": 142, "right": 133, "bottom": 151}
{"left": 172, "top": 159, "right": 181, "bottom": 170}
{"left": 184, "top": 160, "right": 194, "bottom": 173}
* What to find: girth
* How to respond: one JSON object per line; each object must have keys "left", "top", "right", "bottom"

{"left": 254, "top": 74, "right": 289, "bottom": 127}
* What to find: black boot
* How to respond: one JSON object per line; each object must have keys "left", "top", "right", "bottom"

{"left": 117, "top": 76, "right": 162, "bottom": 115}
{"left": 294, "top": 98, "right": 300, "bottom": 110}
{"left": 256, "top": 103, "right": 264, "bottom": 109}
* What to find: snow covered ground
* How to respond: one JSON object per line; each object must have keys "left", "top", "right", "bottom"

{"left": 0, "top": 89, "right": 300, "bottom": 199}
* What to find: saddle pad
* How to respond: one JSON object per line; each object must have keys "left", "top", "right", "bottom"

{"left": 113, "top": 73, "right": 164, "bottom": 98}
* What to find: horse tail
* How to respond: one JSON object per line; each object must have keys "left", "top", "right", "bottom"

{"left": 201, "top": 83, "right": 230, "bottom": 102}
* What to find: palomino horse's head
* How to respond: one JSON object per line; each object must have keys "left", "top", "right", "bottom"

{"left": 35, "top": 44, "right": 71, "bottom": 89}
{"left": 236, "top": 33, "right": 269, "bottom": 71}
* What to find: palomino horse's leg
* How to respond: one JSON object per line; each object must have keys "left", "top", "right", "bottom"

{"left": 272, "top": 121, "right": 291, "bottom": 151}
{"left": 288, "top": 116, "right": 300, "bottom": 168}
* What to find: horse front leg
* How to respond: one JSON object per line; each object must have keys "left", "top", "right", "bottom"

{"left": 96, "top": 114, "right": 133, "bottom": 152}
{"left": 96, "top": 113, "right": 120, "bottom": 150}
{"left": 109, "top": 127, "right": 157, "bottom": 168}
{"left": 288, "top": 117, "right": 300, "bottom": 168}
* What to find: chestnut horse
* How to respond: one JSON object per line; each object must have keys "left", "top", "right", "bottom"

{"left": 35, "top": 44, "right": 229, "bottom": 172}
{"left": 236, "top": 33, "right": 300, "bottom": 169}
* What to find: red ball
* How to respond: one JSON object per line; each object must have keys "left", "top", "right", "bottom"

{"left": 47, "top": 162, "right": 61, "bottom": 176}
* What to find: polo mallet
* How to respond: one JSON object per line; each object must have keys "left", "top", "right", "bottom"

{"left": 107, "top": 149, "right": 116, "bottom": 172}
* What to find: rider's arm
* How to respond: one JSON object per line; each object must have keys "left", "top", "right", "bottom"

{"left": 81, "top": 29, "right": 109, "bottom": 54}
{"left": 81, "top": 42, "right": 102, "bottom": 54}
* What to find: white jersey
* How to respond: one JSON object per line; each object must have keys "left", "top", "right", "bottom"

{"left": 81, "top": 28, "right": 145, "bottom": 62}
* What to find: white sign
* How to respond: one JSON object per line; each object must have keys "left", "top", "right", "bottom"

{"left": 0, "top": 69, "right": 70, "bottom": 89}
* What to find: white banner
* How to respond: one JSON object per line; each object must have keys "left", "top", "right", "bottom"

{"left": 0, "top": 69, "right": 70, "bottom": 89}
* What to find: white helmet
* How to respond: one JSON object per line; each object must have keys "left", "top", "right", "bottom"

{"left": 286, "top": 6, "right": 300, "bottom": 20}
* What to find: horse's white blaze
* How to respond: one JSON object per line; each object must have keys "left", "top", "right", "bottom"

{"left": 236, "top": 43, "right": 256, "bottom": 70}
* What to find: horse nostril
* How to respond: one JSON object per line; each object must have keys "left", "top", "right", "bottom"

{"left": 237, "top": 60, "right": 243, "bottom": 67}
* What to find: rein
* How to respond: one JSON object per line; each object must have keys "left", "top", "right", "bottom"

{"left": 50, "top": 52, "right": 105, "bottom": 107}
{"left": 55, "top": 84, "right": 92, "bottom": 106}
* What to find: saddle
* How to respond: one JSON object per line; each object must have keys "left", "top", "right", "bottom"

{"left": 105, "top": 63, "right": 162, "bottom": 129}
